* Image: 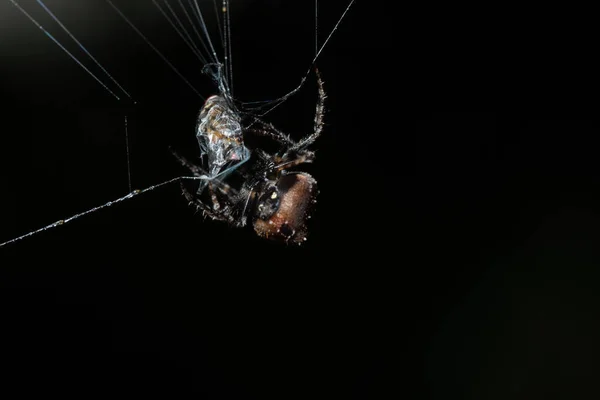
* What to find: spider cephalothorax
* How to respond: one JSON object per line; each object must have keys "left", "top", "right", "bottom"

{"left": 173, "top": 70, "right": 325, "bottom": 244}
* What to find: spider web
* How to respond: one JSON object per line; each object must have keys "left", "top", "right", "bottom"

{"left": 0, "top": 0, "right": 356, "bottom": 249}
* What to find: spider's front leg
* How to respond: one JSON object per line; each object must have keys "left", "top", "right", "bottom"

{"left": 290, "top": 68, "right": 327, "bottom": 152}
{"left": 245, "top": 118, "right": 294, "bottom": 147}
{"left": 247, "top": 69, "right": 326, "bottom": 157}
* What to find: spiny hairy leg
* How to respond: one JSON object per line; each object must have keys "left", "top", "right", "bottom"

{"left": 292, "top": 68, "right": 326, "bottom": 152}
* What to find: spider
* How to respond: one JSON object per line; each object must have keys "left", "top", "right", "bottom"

{"left": 172, "top": 69, "right": 326, "bottom": 244}
{"left": 0, "top": 0, "right": 357, "bottom": 249}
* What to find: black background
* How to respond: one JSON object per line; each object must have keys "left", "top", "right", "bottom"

{"left": 1, "top": 1, "right": 598, "bottom": 398}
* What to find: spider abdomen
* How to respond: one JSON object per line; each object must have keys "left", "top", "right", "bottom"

{"left": 253, "top": 173, "right": 318, "bottom": 244}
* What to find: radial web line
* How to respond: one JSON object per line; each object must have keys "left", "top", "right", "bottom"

{"left": 172, "top": 0, "right": 218, "bottom": 67}
{"left": 211, "top": 0, "right": 225, "bottom": 50}
{"left": 176, "top": 0, "right": 212, "bottom": 61}
{"left": 224, "top": 0, "right": 233, "bottom": 96}
{"left": 221, "top": 0, "right": 229, "bottom": 87}
{"left": 0, "top": 176, "right": 207, "bottom": 249}
{"left": 105, "top": 0, "right": 204, "bottom": 99}
{"left": 155, "top": 0, "right": 204, "bottom": 62}
{"left": 125, "top": 116, "right": 132, "bottom": 193}
{"left": 242, "top": 0, "right": 356, "bottom": 116}
{"left": 152, "top": 0, "right": 206, "bottom": 65}
{"left": 9, "top": 0, "right": 121, "bottom": 101}
{"left": 315, "top": 0, "right": 318, "bottom": 56}
{"left": 191, "top": 0, "right": 221, "bottom": 71}
{"left": 183, "top": 0, "right": 220, "bottom": 66}
{"left": 160, "top": 0, "right": 201, "bottom": 57}
{"left": 34, "top": 0, "right": 133, "bottom": 100}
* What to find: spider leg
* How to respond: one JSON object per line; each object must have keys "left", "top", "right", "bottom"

{"left": 290, "top": 68, "right": 326, "bottom": 152}
{"left": 180, "top": 182, "right": 221, "bottom": 218}
{"left": 244, "top": 68, "right": 325, "bottom": 154}
{"left": 179, "top": 182, "right": 232, "bottom": 223}
{"left": 208, "top": 182, "right": 222, "bottom": 211}
{"left": 171, "top": 149, "right": 211, "bottom": 195}
{"left": 245, "top": 118, "right": 294, "bottom": 147}
{"left": 171, "top": 148, "right": 240, "bottom": 196}
{"left": 172, "top": 148, "right": 248, "bottom": 227}
{"left": 171, "top": 148, "right": 207, "bottom": 177}
{"left": 274, "top": 151, "right": 315, "bottom": 172}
